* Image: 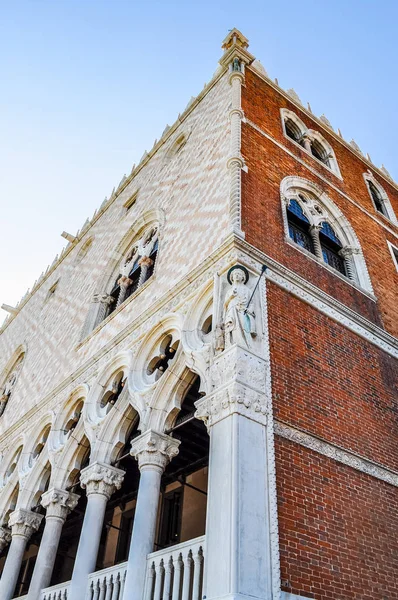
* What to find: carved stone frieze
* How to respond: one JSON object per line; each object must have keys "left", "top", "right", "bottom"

{"left": 130, "top": 430, "right": 180, "bottom": 472}
{"left": 275, "top": 422, "right": 398, "bottom": 488}
{"left": 41, "top": 488, "right": 80, "bottom": 521}
{"left": 210, "top": 345, "right": 268, "bottom": 394}
{"left": 80, "top": 462, "right": 125, "bottom": 499}
{"left": 8, "top": 509, "right": 43, "bottom": 540}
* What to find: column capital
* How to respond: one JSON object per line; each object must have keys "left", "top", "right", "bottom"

{"left": 339, "top": 246, "right": 359, "bottom": 258}
{"left": 117, "top": 276, "right": 133, "bottom": 289}
{"left": 0, "top": 526, "right": 11, "bottom": 551}
{"left": 130, "top": 430, "right": 180, "bottom": 472}
{"left": 93, "top": 293, "right": 114, "bottom": 305}
{"left": 80, "top": 462, "right": 125, "bottom": 500}
{"left": 41, "top": 488, "right": 80, "bottom": 521}
{"left": 8, "top": 509, "right": 43, "bottom": 540}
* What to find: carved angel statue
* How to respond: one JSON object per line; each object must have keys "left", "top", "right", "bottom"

{"left": 222, "top": 266, "right": 256, "bottom": 349}
{"left": 120, "top": 245, "right": 139, "bottom": 278}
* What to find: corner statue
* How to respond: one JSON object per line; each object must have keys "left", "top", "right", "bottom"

{"left": 221, "top": 265, "right": 257, "bottom": 349}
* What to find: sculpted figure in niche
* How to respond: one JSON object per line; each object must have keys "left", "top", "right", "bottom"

{"left": 222, "top": 266, "right": 256, "bottom": 350}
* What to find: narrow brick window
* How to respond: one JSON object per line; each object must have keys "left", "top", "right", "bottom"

{"left": 364, "top": 175, "right": 397, "bottom": 223}
{"left": 368, "top": 180, "right": 388, "bottom": 217}
{"left": 387, "top": 242, "right": 398, "bottom": 272}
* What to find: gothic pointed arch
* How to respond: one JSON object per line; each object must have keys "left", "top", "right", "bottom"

{"left": 363, "top": 172, "right": 398, "bottom": 224}
{"left": 281, "top": 176, "right": 374, "bottom": 293}
{"left": 80, "top": 209, "right": 165, "bottom": 339}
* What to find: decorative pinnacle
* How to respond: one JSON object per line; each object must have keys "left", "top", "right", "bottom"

{"left": 222, "top": 28, "right": 249, "bottom": 51}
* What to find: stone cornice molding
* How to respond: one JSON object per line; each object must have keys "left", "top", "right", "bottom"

{"left": 9, "top": 508, "right": 43, "bottom": 540}
{"left": 245, "top": 117, "right": 398, "bottom": 240}
{"left": 41, "top": 488, "right": 80, "bottom": 521}
{"left": 246, "top": 64, "right": 398, "bottom": 195}
{"left": 275, "top": 421, "right": 398, "bottom": 488}
{"left": 80, "top": 462, "right": 124, "bottom": 500}
{"left": 0, "top": 526, "right": 11, "bottom": 551}
{"left": 130, "top": 430, "right": 180, "bottom": 472}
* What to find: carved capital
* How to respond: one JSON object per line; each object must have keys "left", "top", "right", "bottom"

{"left": 0, "top": 526, "right": 11, "bottom": 552}
{"left": 117, "top": 276, "right": 133, "bottom": 289}
{"left": 93, "top": 293, "right": 114, "bottom": 306}
{"left": 195, "top": 382, "right": 268, "bottom": 429}
{"left": 339, "top": 246, "right": 359, "bottom": 258}
{"left": 138, "top": 256, "right": 153, "bottom": 268}
{"left": 80, "top": 462, "right": 125, "bottom": 500}
{"left": 130, "top": 430, "right": 180, "bottom": 472}
{"left": 9, "top": 509, "right": 43, "bottom": 540}
{"left": 41, "top": 488, "right": 80, "bottom": 521}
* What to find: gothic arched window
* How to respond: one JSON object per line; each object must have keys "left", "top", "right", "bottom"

{"left": 0, "top": 353, "right": 25, "bottom": 417}
{"left": 107, "top": 227, "right": 159, "bottom": 318}
{"left": 281, "top": 109, "right": 341, "bottom": 177}
{"left": 364, "top": 175, "right": 397, "bottom": 223}
{"left": 281, "top": 177, "right": 373, "bottom": 293}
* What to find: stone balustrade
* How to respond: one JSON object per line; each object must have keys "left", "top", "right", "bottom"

{"left": 144, "top": 536, "right": 205, "bottom": 600}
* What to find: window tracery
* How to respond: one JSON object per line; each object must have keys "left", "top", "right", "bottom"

{"left": 0, "top": 353, "right": 24, "bottom": 417}
{"left": 107, "top": 226, "right": 159, "bottom": 318}
{"left": 281, "top": 109, "right": 340, "bottom": 176}
{"left": 281, "top": 178, "right": 373, "bottom": 292}
{"left": 363, "top": 173, "right": 397, "bottom": 224}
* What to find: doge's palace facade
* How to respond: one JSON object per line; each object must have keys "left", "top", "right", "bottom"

{"left": 0, "top": 29, "right": 398, "bottom": 600}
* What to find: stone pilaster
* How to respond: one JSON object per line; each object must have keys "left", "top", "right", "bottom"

{"left": 80, "top": 293, "right": 114, "bottom": 340}
{"left": 339, "top": 246, "right": 358, "bottom": 282}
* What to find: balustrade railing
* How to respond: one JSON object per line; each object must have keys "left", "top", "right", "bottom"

{"left": 40, "top": 581, "right": 69, "bottom": 600}
{"left": 86, "top": 562, "right": 127, "bottom": 600}
{"left": 144, "top": 536, "right": 205, "bottom": 600}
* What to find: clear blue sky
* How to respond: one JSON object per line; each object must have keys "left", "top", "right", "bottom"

{"left": 1, "top": 0, "right": 397, "bottom": 321}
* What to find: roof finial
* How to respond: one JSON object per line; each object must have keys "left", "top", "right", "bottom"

{"left": 222, "top": 28, "right": 249, "bottom": 51}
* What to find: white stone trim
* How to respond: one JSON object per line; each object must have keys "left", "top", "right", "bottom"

{"left": 387, "top": 240, "right": 398, "bottom": 272}
{"left": 281, "top": 108, "right": 342, "bottom": 179}
{"left": 245, "top": 117, "right": 398, "bottom": 240}
{"left": 280, "top": 175, "right": 374, "bottom": 294}
{"left": 275, "top": 421, "right": 398, "bottom": 488}
{"left": 363, "top": 172, "right": 398, "bottom": 225}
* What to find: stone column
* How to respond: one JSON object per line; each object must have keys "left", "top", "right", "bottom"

{"left": 303, "top": 135, "right": 312, "bottom": 153}
{"left": 339, "top": 247, "right": 358, "bottom": 282}
{"left": 137, "top": 256, "right": 154, "bottom": 287}
{"left": 0, "top": 509, "right": 43, "bottom": 600}
{"left": 26, "top": 488, "right": 79, "bottom": 600}
{"left": 122, "top": 431, "right": 180, "bottom": 600}
{"left": 0, "top": 526, "right": 11, "bottom": 553}
{"left": 227, "top": 66, "right": 245, "bottom": 237}
{"left": 116, "top": 277, "right": 133, "bottom": 308}
{"left": 195, "top": 344, "right": 273, "bottom": 600}
{"left": 68, "top": 462, "right": 124, "bottom": 600}
{"left": 309, "top": 225, "right": 324, "bottom": 260}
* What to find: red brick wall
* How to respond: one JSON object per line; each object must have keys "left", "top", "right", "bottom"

{"left": 276, "top": 437, "right": 398, "bottom": 600}
{"left": 242, "top": 67, "right": 398, "bottom": 336}
{"left": 269, "top": 284, "right": 398, "bottom": 472}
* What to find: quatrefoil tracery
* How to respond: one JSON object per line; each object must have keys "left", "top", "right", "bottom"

{"left": 147, "top": 335, "right": 179, "bottom": 381}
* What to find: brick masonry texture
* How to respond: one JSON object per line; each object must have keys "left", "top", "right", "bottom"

{"left": 268, "top": 283, "right": 398, "bottom": 471}
{"left": 276, "top": 436, "right": 398, "bottom": 600}
{"left": 241, "top": 67, "right": 398, "bottom": 337}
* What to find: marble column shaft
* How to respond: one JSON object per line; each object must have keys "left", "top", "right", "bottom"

{"left": 26, "top": 488, "right": 79, "bottom": 600}
{"left": 0, "top": 509, "right": 43, "bottom": 600}
{"left": 68, "top": 462, "right": 124, "bottom": 600}
{"left": 122, "top": 430, "right": 180, "bottom": 600}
